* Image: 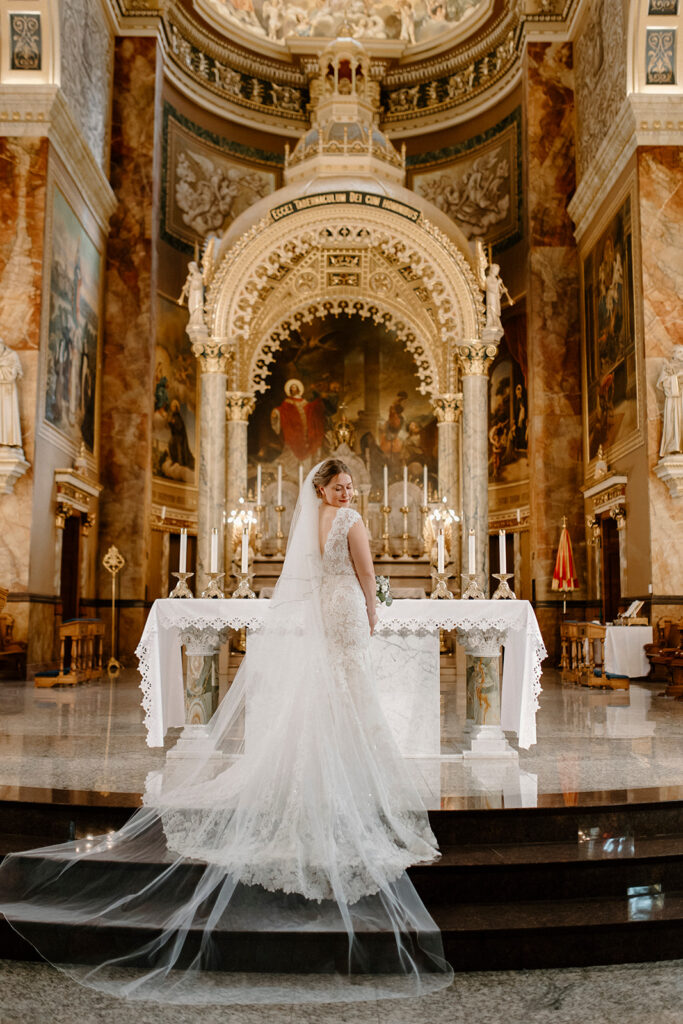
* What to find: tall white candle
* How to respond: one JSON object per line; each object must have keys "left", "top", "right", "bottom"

{"left": 423, "top": 464, "right": 428, "bottom": 505}
{"left": 437, "top": 531, "right": 445, "bottom": 574}
{"left": 241, "top": 527, "right": 249, "bottom": 574}
{"left": 403, "top": 465, "right": 408, "bottom": 507}
{"left": 210, "top": 528, "right": 218, "bottom": 573}
{"left": 161, "top": 505, "right": 166, "bottom": 521}
{"left": 498, "top": 529, "right": 506, "bottom": 574}
{"left": 179, "top": 528, "right": 187, "bottom": 573}
{"left": 277, "top": 464, "right": 283, "bottom": 505}
{"left": 383, "top": 465, "right": 389, "bottom": 507}
{"left": 256, "top": 464, "right": 262, "bottom": 506}
{"left": 299, "top": 463, "right": 304, "bottom": 491}
{"left": 468, "top": 529, "right": 476, "bottom": 576}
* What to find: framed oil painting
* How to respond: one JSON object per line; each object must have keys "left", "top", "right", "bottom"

{"left": 583, "top": 195, "right": 638, "bottom": 462}
{"left": 44, "top": 186, "right": 101, "bottom": 452}
{"left": 153, "top": 293, "right": 197, "bottom": 485}
{"left": 488, "top": 334, "right": 529, "bottom": 486}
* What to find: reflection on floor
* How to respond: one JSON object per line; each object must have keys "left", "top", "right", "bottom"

{"left": 1, "top": 958, "right": 681, "bottom": 1024}
{"left": 0, "top": 666, "right": 681, "bottom": 808}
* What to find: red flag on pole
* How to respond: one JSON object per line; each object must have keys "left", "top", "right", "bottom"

{"left": 552, "top": 516, "right": 578, "bottom": 613}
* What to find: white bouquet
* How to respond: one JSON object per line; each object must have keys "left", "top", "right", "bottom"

{"left": 375, "top": 575, "right": 393, "bottom": 606}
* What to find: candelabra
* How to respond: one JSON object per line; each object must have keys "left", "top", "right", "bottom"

{"left": 400, "top": 506, "right": 410, "bottom": 558}
{"left": 169, "top": 572, "right": 194, "bottom": 598}
{"left": 201, "top": 572, "right": 225, "bottom": 599}
{"left": 232, "top": 569, "right": 255, "bottom": 599}
{"left": 381, "top": 505, "right": 391, "bottom": 558}
{"left": 461, "top": 573, "right": 486, "bottom": 600}
{"left": 254, "top": 504, "right": 265, "bottom": 556}
{"left": 275, "top": 504, "right": 285, "bottom": 557}
{"left": 492, "top": 573, "right": 516, "bottom": 600}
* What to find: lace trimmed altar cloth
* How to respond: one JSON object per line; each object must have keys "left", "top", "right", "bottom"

{"left": 137, "top": 597, "right": 545, "bottom": 751}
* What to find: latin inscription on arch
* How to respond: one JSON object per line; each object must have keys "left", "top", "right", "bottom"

{"left": 270, "top": 191, "right": 421, "bottom": 223}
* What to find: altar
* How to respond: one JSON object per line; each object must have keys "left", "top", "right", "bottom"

{"left": 137, "top": 598, "right": 546, "bottom": 756}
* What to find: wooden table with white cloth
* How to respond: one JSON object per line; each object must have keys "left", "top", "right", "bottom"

{"left": 136, "top": 598, "right": 546, "bottom": 757}
{"left": 604, "top": 624, "right": 653, "bottom": 678}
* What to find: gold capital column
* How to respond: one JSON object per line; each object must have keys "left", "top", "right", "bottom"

{"left": 225, "top": 391, "right": 256, "bottom": 566}
{"left": 455, "top": 341, "right": 498, "bottom": 593}
{"left": 190, "top": 326, "right": 233, "bottom": 591}
{"left": 432, "top": 392, "right": 463, "bottom": 575}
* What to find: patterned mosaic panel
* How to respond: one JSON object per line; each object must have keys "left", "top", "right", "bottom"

{"left": 9, "top": 13, "right": 41, "bottom": 70}
{"left": 646, "top": 28, "right": 676, "bottom": 84}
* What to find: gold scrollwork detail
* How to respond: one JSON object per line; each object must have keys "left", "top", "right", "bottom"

{"left": 455, "top": 343, "right": 498, "bottom": 376}
{"left": 432, "top": 392, "right": 463, "bottom": 423}
{"left": 192, "top": 339, "right": 234, "bottom": 374}
{"left": 226, "top": 392, "right": 256, "bottom": 422}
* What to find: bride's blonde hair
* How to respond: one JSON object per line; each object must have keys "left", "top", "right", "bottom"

{"left": 313, "top": 458, "right": 352, "bottom": 495}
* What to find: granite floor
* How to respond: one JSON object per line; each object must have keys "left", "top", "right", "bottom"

{"left": 0, "top": 958, "right": 681, "bottom": 1024}
{"left": 0, "top": 666, "right": 681, "bottom": 807}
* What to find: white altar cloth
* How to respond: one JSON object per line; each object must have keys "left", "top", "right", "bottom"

{"left": 137, "top": 598, "right": 546, "bottom": 751}
{"left": 605, "top": 625, "right": 653, "bottom": 678}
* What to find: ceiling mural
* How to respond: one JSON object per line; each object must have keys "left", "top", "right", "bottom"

{"left": 202, "top": 0, "right": 487, "bottom": 46}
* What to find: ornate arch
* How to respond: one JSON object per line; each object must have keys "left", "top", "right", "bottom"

{"left": 207, "top": 192, "right": 484, "bottom": 397}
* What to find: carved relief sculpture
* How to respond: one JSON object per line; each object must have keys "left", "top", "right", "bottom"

{"left": 657, "top": 346, "right": 683, "bottom": 456}
{"left": 485, "top": 264, "right": 513, "bottom": 332}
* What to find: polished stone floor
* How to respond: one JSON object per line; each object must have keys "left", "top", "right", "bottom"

{"left": 0, "top": 958, "right": 681, "bottom": 1023}
{"left": 0, "top": 665, "right": 681, "bottom": 808}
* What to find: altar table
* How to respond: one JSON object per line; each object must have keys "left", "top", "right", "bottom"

{"left": 137, "top": 599, "right": 546, "bottom": 752}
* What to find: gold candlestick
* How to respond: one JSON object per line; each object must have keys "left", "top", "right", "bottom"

{"left": 201, "top": 572, "right": 225, "bottom": 599}
{"left": 254, "top": 503, "right": 265, "bottom": 556}
{"left": 275, "top": 504, "right": 285, "bottom": 556}
{"left": 381, "top": 505, "right": 391, "bottom": 558}
{"left": 461, "top": 572, "right": 485, "bottom": 600}
{"left": 400, "top": 506, "right": 410, "bottom": 558}
{"left": 169, "top": 571, "right": 194, "bottom": 599}
{"left": 430, "top": 568, "right": 453, "bottom": 600}
{"left": 492, "top": 572, "right": 516, "bottom": 600}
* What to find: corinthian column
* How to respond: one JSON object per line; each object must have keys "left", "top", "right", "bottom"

{"left": 432, "top": 392, "right": 463, "bottom": 575}
{"left": 455, "top": 341, "right": 498, "bottom": 593}
{"left": 225, "top": 392, "right": 255, "bottom": 564}
{"left": 190, "top": 328, "right": 232, "bottom": 591}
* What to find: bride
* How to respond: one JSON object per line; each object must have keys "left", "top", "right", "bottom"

{"left": 0, "top": 459, "right": 453, "bottom": 1005}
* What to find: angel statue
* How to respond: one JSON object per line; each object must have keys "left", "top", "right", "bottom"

{"left": 177, "top": 260, "right": 205, "bottom": 327}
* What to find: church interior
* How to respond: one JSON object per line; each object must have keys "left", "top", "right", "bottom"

{"left": 0, "top": 0, "right": 682, "bottom": 1019}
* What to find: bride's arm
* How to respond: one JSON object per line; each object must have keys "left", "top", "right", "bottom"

{"left": 348, "top": 520, "right": 378, "bottom": 635}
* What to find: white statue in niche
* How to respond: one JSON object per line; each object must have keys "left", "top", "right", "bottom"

{"left": 0, "top": 337, "right": 23, "bottom": 448}
{"left": 657, "top": 346, "right": 683, "bottom": 456}
{"left": 485, "top": 262, "right": 514, "bottom": 330}
{"left": 177, "top": 260, "right": 205, "bottom": 327}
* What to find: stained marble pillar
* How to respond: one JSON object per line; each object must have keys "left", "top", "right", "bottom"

{"left": 99, "top": 38, "right": 158, "bottom": 660}
{"left": 460, "top": 629, "right": 517, "bottom": 759}
{"left": 433, "top": 392, "right": 462, "bottom": 573}
{"left": 639, "top": 147, "right": 683, "bottom": 614}
{"left": 456, "top": 344, "right": 498, "bottom": 593}
{"left": 192, "top": 335, "right": 231, "bottom": 591}
{"left": 524, "top": 42, "right": 583, "bottom": 658}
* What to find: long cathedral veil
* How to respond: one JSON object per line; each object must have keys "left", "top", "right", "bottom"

{"left": 0, "top": 462, "right": 453, "bottom": 1005}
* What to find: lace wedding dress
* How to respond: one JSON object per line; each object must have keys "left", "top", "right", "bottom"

{"left": 0, "top": 466, "right": 453, "bottom": 1005}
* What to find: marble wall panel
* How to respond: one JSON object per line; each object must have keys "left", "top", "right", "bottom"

{"left": 574, "top": 0, "right": 627, "bottom": 181}
{"left": 98, "top": 38, "right": 158, "bottom": 659}
{"left": 638, "top": 146, "right": 683, "bottom": 598}
{"left": 525, "top": 43, "right": 584, "bottom": 658}
{"left": 59, "top": 0, "right": 113, "bottom": 169}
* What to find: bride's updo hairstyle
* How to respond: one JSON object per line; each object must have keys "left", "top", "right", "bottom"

{"left": 313, "top": 458, "right": 352, "bottom": 497}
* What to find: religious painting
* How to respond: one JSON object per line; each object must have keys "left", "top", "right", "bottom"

{"left": 162, "top": 104, "right": 280, "bottom": 251}
{"left": 153, "top": 294, "right": 197, "bottom": 484}
{"left": 488, "top": 334, "right": 529, "bottom": 486}
{"left": 409, "top": 115, "right": 520, "bottom": 249}
{"left": 44, "top": 187, "right": 101, "bottom": 451}
{"left": 583, "top": 195, "right": 638, "bottom": 461}
{"left": 248, "top": 314, "right": 438, "bottom": 496}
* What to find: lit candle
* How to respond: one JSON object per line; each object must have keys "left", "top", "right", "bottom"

{"left": 299, "top": 463, "right": 304, "bottom": 491}
{"left": 499, "top": 529, "right": 506, "bottom": 574}
{"left": 403, "top": 465, "right": 408, "bottom": 507}
{"left": 437, "top": 531, "right": 445, "bottom": 574}
{"left": 179, "top": 528, "right": 187, "bottom": 573}
{"left": 383, "top": 465, "right": 388, "bottom": 507}
{"left": 256, "top": 464, "right": 262, "bottom": 506}
{"left": 423, "top": 464, "right": 428, "bottom": 506}
{"left": 241, "top": 526, "right": 249, "bottom": 574}
{"left": 277, "top": 464, "right": 282, "bottom": 505}
{"left": 210, "top": 528, "right": 218, "bottom": 573}
{"left": 468, "top": 529, "right": 476, "bottom": 576}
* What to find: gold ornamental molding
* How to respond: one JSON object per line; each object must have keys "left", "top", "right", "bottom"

{"left": 225, "top": 391, "right": 256, "bottom": 422}
{"left": 432, "top": 393, "right": 463, "bottom": 424}
{"left": 454, "top": 342, "right": 498, "bottom": 376}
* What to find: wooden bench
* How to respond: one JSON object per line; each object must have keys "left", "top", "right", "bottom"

{"left": 34, "top": 618, "right": 104, "bottom": 687}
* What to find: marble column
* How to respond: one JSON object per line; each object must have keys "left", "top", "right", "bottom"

{"left": 524, "top": 42, "right": 583, "bottom": 659}
{"left": 456, "top": 343, "right": 498, "bottom": 593}
{"left": 191, "top": 332, "right": 232, "bottom": 591}
{"left": 225, "top": 391, "right": 255, "bottom": 570}
{"left": 433, "top": 392, "right": 463, "bottom": 574}
{"left": 99, "top": 38, "right": 158, "bottom": 660}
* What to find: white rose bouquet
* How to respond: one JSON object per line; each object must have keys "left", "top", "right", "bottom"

{"left": 375, "top": 575, "right": 393, "bottom": 606}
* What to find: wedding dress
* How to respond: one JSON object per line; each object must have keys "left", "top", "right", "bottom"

{"left": 0, "top": 464, "right": 453, "bottom": 1005}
